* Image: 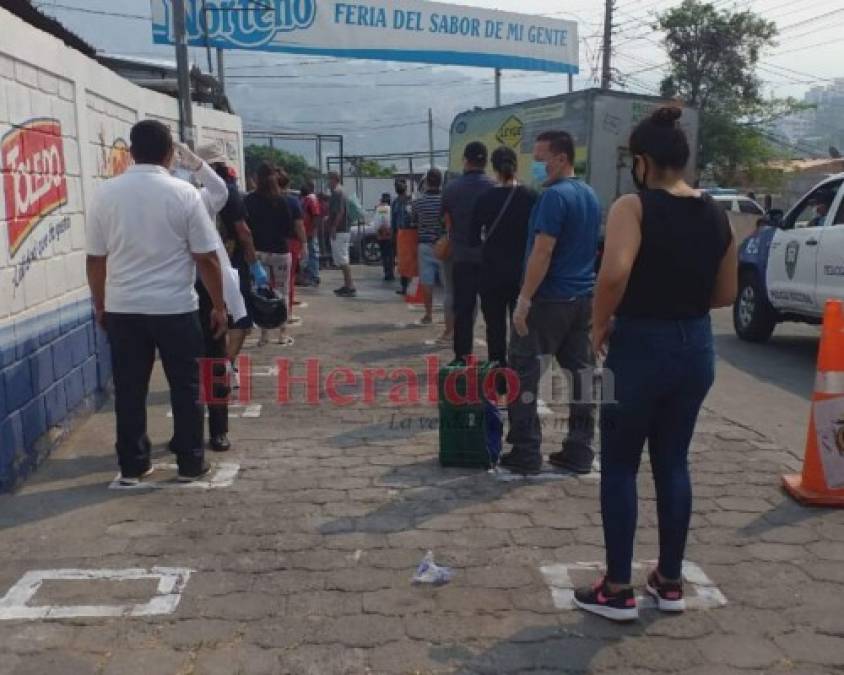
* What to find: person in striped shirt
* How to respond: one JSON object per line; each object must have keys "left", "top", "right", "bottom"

{"left": 413, "top": 168, "right": 446, "bottom": 326}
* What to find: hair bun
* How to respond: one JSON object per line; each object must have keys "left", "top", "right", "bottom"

{"left": 650, "top": 106, "right": 682, "bottom": 127}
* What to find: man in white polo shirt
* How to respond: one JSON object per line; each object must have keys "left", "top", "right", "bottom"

{"left": 86, "top": 120, "right": 226, "bottom": 485}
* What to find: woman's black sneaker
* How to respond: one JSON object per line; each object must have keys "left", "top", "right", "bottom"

{"left": 210, "top": 435, "right": 231, "bottom": 453}
{"left": 573, "top": 577, "right": 639, "bottom": 622}
{"left": 646, "top": 570, "right": 686, "bottom": 612}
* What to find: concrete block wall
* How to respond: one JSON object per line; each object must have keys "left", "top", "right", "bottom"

{"left": 0, "top": 7, "right": 244, "bottom": 492}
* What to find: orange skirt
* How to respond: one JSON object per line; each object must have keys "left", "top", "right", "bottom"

{"left": 397, "top": 228, "right": 418, "bottom": 278}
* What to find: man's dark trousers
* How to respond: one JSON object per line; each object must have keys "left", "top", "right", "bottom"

{"left": 453, "top": 260, "right": 481, "bottom": 360}
{"left": 106, "top": 311, "right": 205, "bottom": 477}
{"left": 197, "top": 282, "right": 229, "bottom": 440}
{"left": 507, "top": 296, "right": 596, "bottom": 469}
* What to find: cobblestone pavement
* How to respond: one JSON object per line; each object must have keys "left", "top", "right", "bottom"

{"left": 1, "top": 266, "right": 843, "bottom": 674}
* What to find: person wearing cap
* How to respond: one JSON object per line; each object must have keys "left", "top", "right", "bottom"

{"left": 442, "top": 141, "right": 496, "bottom": 360}
{"left": 174, "top": 141, "right": 267, "bottom": 452}
{"left": 192, "top": 141, "right": 266, "bottom": 384}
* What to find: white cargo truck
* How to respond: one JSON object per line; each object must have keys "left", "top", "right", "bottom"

{"left": 448, "top": 89, "right": 700, "bottom": 224}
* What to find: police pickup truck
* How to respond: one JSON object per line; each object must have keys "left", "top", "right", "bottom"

{"left": 734, "top": 173, "right": 844, "bottom": 342}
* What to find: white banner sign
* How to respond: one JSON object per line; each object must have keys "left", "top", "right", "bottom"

{"left": 150, "top": 1, "right": 578, "bottom": 74}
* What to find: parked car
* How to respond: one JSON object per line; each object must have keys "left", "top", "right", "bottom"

{"left": 705, "top": 189, "right": 767, "bottom": 245}
{"left": 706, "top": 189, "right": 766, "bottom": 217}
{"left": 734, "top": 173, "right": 844, "bottom": 342}
{"left": 349, "top": 218, "right": 382, "bottom": 265}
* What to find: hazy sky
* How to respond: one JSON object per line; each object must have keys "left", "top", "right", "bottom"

{"left": 30, "top": 0, "right": 844, "bottom": 158}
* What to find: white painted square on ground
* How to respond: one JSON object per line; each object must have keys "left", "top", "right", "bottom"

{"left": 108, "top": 462, "right": 240, "bottom": 490}
{"left": 166, "top": 404, "right": 261, "bottom": 418}
{"left": 491, "top": 458, "right": 600, "bottom": 482}
{"left": 539, "top": 561, "right": 727, "bottom": 611}
{"left": 0, "top": 567, "right": 192, "bottom": 621}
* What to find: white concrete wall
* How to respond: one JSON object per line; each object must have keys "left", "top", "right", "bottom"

{"left": 0, "top": 6, "right": 243, "bottom": 490}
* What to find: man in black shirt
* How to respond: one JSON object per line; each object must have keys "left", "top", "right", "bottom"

{"left": 442, "top": 142, "right": 496, "bottom": 360}
{"left": 210, "top": 163, "right": 260, "bottom": 366}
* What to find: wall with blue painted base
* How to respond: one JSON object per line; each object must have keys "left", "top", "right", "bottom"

{"left": 0, "top": 6, "right": 243, "bottom": 493}
{"left": 0, "top": 298, "right": 111, "bottom": 492}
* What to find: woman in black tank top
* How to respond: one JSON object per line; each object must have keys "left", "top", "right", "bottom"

{"left": 573, "top": 107, "right": 737, "bottom": 622}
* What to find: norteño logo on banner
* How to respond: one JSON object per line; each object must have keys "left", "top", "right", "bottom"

{"left": 157, "top": 0, "right": 316, "bottom": 48}
{"left": 150, "top": 0, "right": 579, "bottom": 74}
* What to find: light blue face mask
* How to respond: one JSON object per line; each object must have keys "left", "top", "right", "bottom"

{"left": 531, "top": 160, "right": 548, "bottom": 185}
{"left": 171, "top": 167, "right": 194, "bottom": 183}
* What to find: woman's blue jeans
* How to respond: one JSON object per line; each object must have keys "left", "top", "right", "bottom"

{"left": 601, "top": 315, "right": 715, "bottom": 584}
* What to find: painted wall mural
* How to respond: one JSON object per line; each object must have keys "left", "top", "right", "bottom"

{"left": 97, "top": 131, "right": 131, "bottom": 178}
{"left": 2, "top": 118, "right": 68, "bottom": 257}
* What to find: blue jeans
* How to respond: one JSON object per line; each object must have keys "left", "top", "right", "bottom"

{"left": 306, "top": 236, "right": 320, "bottom": 283}
{"left": 601, "top": 315, "right": 715, "bottom": 584}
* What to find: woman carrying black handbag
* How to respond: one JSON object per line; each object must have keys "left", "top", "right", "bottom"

{"left": 471, "top": 146, "right": 537, "bottom": 396}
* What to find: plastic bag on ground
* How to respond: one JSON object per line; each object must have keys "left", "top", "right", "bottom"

{"left": 412, "top": 550, "right": 454, "bottom": 585}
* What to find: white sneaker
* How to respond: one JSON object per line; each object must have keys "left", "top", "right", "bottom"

{"left": 118, "top": 465, "right": 154, "bottom": 487}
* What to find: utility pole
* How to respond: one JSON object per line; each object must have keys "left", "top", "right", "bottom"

{"left": 427, "top": 108, "right": 434, "bottom": 169}
{"left": 494, "top": 68, "right": 502, "bottom": 107}
{"left": 601, "top": 0, "right": 614, "bottom": 90}
{"left": 173, "top": 0, "right": 194, "bottom": 147}
{"left": 217, "top": 48, "right": 226, "bottom": 96}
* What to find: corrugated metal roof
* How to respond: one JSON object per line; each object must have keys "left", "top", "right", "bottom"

{"left": 0, "top": 0, "right": 96, "bottom": 57}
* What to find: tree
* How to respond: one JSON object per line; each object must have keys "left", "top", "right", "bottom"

{"left": 350, "top": 159, "right": 397, "bottom": 178}
{"left": 244, "top": 145, "right": 317, "bottom": 188}
{"left": 656, "top": 0, "right": 802, "bottom": 185}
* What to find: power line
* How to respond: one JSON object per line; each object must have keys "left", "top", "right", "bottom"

{"left": 771, "top": 36, "right": 839, "bottom": 56}
{"left": 228, "top": 77, "right": 493, "bottom": 89}
{"left": 226, "top": 65, "right": 432, "bottom": 80}
{"left": 33, "top": 2, "right": 150, "bottom": 20}
{"left": 778, "top": 8, "right": 844, "bottom": 33}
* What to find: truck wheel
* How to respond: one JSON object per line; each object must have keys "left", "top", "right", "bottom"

{"left": 733, "top": 272, "right": 776, "bottom": 343}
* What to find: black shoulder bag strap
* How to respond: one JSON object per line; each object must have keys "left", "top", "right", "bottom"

{"left": 483, "top": 186, "right": 518, "bottom": 244}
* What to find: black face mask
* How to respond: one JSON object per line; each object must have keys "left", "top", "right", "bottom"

{"left": 631, "top": 156, "right": 648, "bottom": 192}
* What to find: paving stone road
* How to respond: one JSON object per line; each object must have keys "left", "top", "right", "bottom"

{"left": 1, "top": 266, "right": 843, "bottom": 674}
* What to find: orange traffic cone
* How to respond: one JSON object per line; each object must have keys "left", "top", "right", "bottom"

{"left": 782, "top": 299, "right": 844, "bottom": 506}
{"left": 405, "top": 277, "right": 425, "bottom": 305}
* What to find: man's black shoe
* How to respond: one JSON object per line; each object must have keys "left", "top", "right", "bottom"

{"left": 548, "top": 450, "right": 594, "bottom": 475}
{"left": 499, "top": 452, "right": 542, "bottom": 475}
{"left": 118, "top": 465, "right": 154, "bottom": 487}
{"left": 177, "top": 461, "right": 213, "bottom": 483}
{"left": 210, "top": 435, "right": 231, "bottom": 452}
{"left": 502, "top": 462, "right": 542, "bottom": 476}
